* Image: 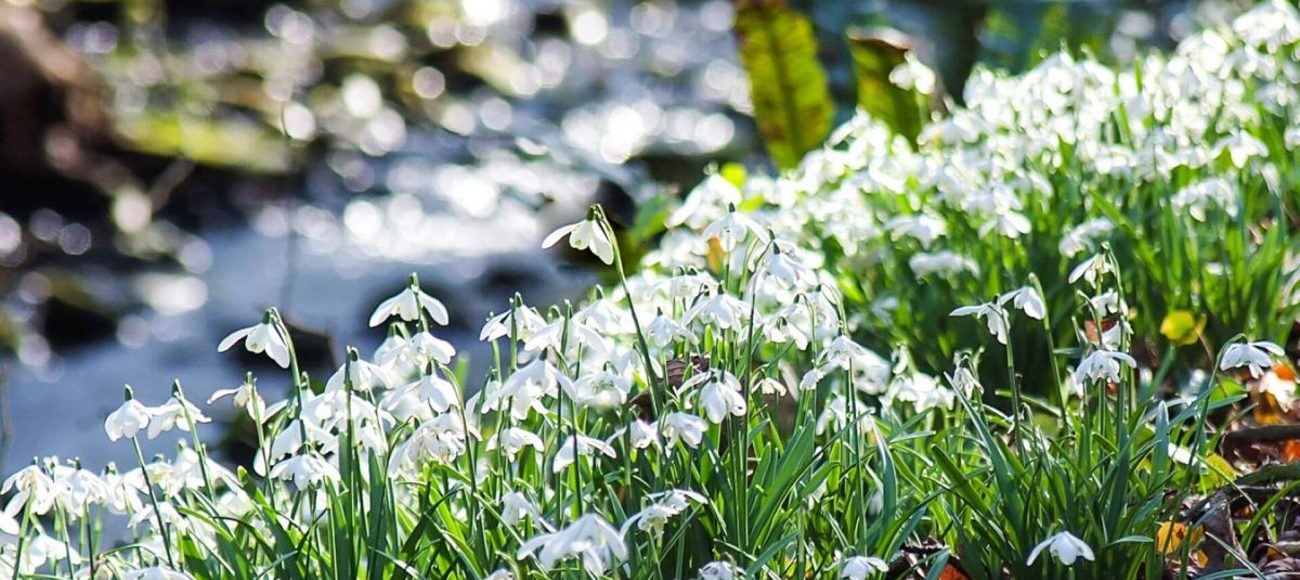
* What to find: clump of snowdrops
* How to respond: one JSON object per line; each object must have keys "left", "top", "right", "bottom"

{"left": 2, "top": 2, "right": 1300, "bottom": 579}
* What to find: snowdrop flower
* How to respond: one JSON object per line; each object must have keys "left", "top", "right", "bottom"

{"left": 500, "top": 491, "right": 545, "bottom": 527}
{"left": 146, "top": 396, "right": 211, "bottom": 440}
{"left": 660, "top": 412, "right": 708, "bottom": 451}
{"left": 483, "top": 570, "right": 515, "bottom": 580}
{"left": 696, "top": 371, "right": 748, "bottom": 424}
{"left": 626, "top": 489, "right": 707, "bottom": 534}
{"left": 105, "top": 389, "right": 151, "bottom": 441}
{"left": 684, "top": 292, "right": 749, "bottom": 330}
{"left": 542, "top": 206, "right": 616, "bottom": 265}
{"left": 1259, "top": 368, "right": 1297, "bottom": 409}
{"left": 909, "top": 251, "right": 979, "bottom": 278}
{"left": 270, "top": 453, "right": 341, "bottom": 489}
{"left": 626, "top": 418, "right": 659, "bottom": 449}
{"left": 885, "top": 214, "right": 946, "bottom": 248}
{"left": 483, "top": 357, "right": 572, "bottom": 421}
{"left": 999, "top": 286, "right": 1046, "bottom": 320}
{"left": 369, "top": 273, "right": 450, "bottom": 327}
{"left": 123, "top": 568, "right": 197, "bottom": 580}
{"left": 552, "top": 434, "right": 617, "bottom": 473}
{"left": 218, "top": 310, "right": 290, "bottom": 368}
{"left": 2, "top": 464, "right": 57, "bottom": 515}
{"left": 754, "top": 241, "right": 814, "bottom": 287}
{"left": 207, "top": 377, "right": 266, "bottom": 420}
{"left": 407, "top": 331, "right": 457, "bottom": 365}
{"left": 839, "top": 555, "right": 889, "bottom": 579}
{"left": 1220, "top": 340, "right": 1286, "bottom": 379}
{"left": 1059, "top": 218, "right": 1113, "bottom": 258}
{"left": 488, "top": 427, "right": 544, "bottom": 462}
{"left": 646, "top": 311, "right": 695, "bottom": 350}
{"left": 1172, "top": 177, "right": 1237, "bottom": 221}
{"left": 516, "top": 513, "right": 628, "bottom": 576}
{"left": 1073, "top": 349, "right": 1137, "bottom": 385}
{"left": 667, "top": 173, "right": 742, "bottom": 229}
{"left": 698, "top": 560, "right": 743, "bottom": 580}
{"left": 950, "top": 301, "right": 1011, "bottom": 345}
{"left": 480, "top": 303, "right": 547, "bottom": 342}
{"left": 1212, "top": 131, "right": 1268, "bottom": 168}
{"left": 570, "top": 368, "right": 632, "bottom": 409}
{"left": 979, "top": 211, "right": 1032, "bottom": 239}
{"left": 1027, "top": 531, "right": 1095, "bottom": 566}
{"left": 578, "top": 294, "right": 633, "bottom": 334}
{"left": 325, "top": 351, "right": 394, "bottom": 392}
{"left": 703, "top": 204, "right": 766, "bottom": 252}
{"left": 526, "top": 318, "right": 607, "bottom": 360}
{"left": 1068, "top": 253, "right": 1114, "bottom": 287}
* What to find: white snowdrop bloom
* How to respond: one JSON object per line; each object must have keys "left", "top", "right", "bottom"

{"left": 950, "top": 302, "right": 1011, "bottom": 345}
{"left": 542, "top": 210, "right": 616, "bottom": 265}
{"left": 754, "top": 241, "right": 815, "bottom": 288}
{"left": 1068, "top": 253, "right": 1114, "bottom": 287}
{"left": 703, "top": 204, "right": 766, "bottom": 253}
{"left": 684, "top": 293, "right": 749, "bottom": 330}
{"left": 487, "top": 427, "right": 544, "bottom": 461}
{"left": 696, "top": 372, "right": 748, "bottom": 424}
{"left": 105, "top": 397, "right": 151, "bottom": 441}
{"left": 207, "top": 379, "right": 266, "bottom": 420}
{"left": 628, "top": 419, "right": 659, "bottom": 449}
{"left": 839, "top": 555, "right": 889, "bottom": 580}
{"left": 1172, "top": 177, "right": 1237, "bottom": 221}
{"left": 698, "top": 560, "right": 742, "bottom": 580}
{"left": 516, "top": 513, "right": 628, "bottom": 576}
{"left": 1027, "top": 531, "right": 1095, "bottom": 566}
{"left": 625, "top": 489, "right": 707, "bottom": 534}
{"left": 389, "top": 416, "right": 469, "bottom": 471}
{"left": 146, "top": 397, "right": 211, "bottom": 440}
{"left": 368, "top": 274, "right": 450, "bottom": 327}
{"left": 578, "top": 296, "right": 633, "bottom": 334}
{"left": 668, "top": 173, "right": 742, "bottom": 229}
{"left": 123, "top": 567, "right": 196, "bottom": 580}
{"left": 569, "top": 368, "right": 633, "bottom": 409}
{"left": 1073, "top": 349, "right": 1137, "bottom": 385}
{"left": 483, "top": 570, "right": 515, "bottom": 580}
{"left": 658, "top": 272, "right": 721, "bottom": 300}
{"left": 820, "top": 335, "right": 871, "bottom": 371}
{"left": 480, "top": 304, "right": 547, "bottom": 342}
{"left": 500, "top": 491, "right": 545, "bottom": 527}
{"left": 263, "top": 419, "right": 336, "bottom": 469}
{"left": 885, "top": 214, "right": 947, "bottom": 248}
{"left": 413, "top": 368, "right": 459, "bottom": 413}
{"left": 53, "top": 467, "right": 108, "bottom": 515}
{"left": 325, "top": 354, "right": 395, "bottom": 393}
{"left": 659, "top": 412, "right": 708, "bottom": 451}
{"left": 908, "top": 251, "right": 980, "bottom": 278}
{"left": 1058, "top": 218, "right": 1113, "bottom": 258}
{"left": 645, "top": 311, "right": 695, "bottom": 350}
{"left": 552, "top": 434, "right": 618, "bottom": 473}
{"left": 218, "top": 315, "right": 290, "bottom": 368}
{"left": 998, "top": 286, "right": 1046, "bottom": 320}
{"left": 483, "top": 358, "right": 571, "bottom": 421}
{"left": 945, "top": 365, "right": 981, "bottom": 397}
{"left": 24, "top": 533, "right": 81, "bottom": 568}
{"left": 102, "top": 470, "right": 145, "bottom": 515}
{"left": 1220, "top": 340, "right": 1286, "bottom": 379}
{"left": 1212, "top": 131, "right": 1268, "bottom": 168}
{"left": 1087, "top": 290, "right": 1124, "bottom": 315}
{"left": 127, "top": 500, "right": 186, "bottom": 533}
{"left": 269, "top": 453, "right": 340, "bottom": 489}
{"left": 525, "top": 318, "right": 607, "bottom": 360}
{"left": 892, "top": 373, "right": 955, "bottom": 412}
{"left": 407, "top": 331, "right": 457, "bottom": 365}
{"left": 978, "top": 211, "right": 1032, "bottom": 239}
{"left": 753, "top": 376, "right": 788, "bottom": 397}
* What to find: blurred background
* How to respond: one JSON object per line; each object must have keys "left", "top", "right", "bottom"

{"left": 0, "top": 0, "right": 1258, "bottom": 473}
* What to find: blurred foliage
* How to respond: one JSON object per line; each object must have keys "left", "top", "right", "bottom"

{"left": 732, "top": 0, "right": 834, "bottom": 170}
{"left": 844, "top": 27, "right": 927, "bottom": 144}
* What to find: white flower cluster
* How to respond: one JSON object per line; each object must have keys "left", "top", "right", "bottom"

{"left": 0, "top": 3, "right": 1296, "bottom": 578}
